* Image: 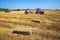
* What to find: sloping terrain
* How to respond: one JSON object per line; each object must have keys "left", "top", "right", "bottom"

{"left": 0, "top": 10, "right": 60, "bottom": 40}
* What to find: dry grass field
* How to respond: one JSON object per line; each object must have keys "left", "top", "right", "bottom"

{"left": 0, "top": 10, "right": 60, "bottom": 40}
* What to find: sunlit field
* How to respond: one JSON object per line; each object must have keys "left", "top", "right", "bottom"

{"left": 0, "top": 10, "right": 60, "bottom": 40}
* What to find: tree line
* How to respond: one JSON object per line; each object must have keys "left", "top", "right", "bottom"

{"left": 0, "top": 8, "right": 60, "bottom": 11}
{"left": 0, "top": 8, "right": 22, "bottom": 11}
{"left": 0, "top": 8, "right": 23, "bottom": 12}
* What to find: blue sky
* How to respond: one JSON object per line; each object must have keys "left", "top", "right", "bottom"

{"left": 0, "top": 0, "right": 60, "bottom": 9}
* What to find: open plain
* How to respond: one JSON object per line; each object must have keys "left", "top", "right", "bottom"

{"left": 0, "top": 10, "right": 60, "bottom": 40}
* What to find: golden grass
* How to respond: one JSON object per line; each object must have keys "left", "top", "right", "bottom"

{"left": 0, "top": 10, "right": 60, "bottom": 40}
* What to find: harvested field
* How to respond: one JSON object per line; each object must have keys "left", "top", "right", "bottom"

{"left": 0, "top": 10, "right": 60, "bottom": 40}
